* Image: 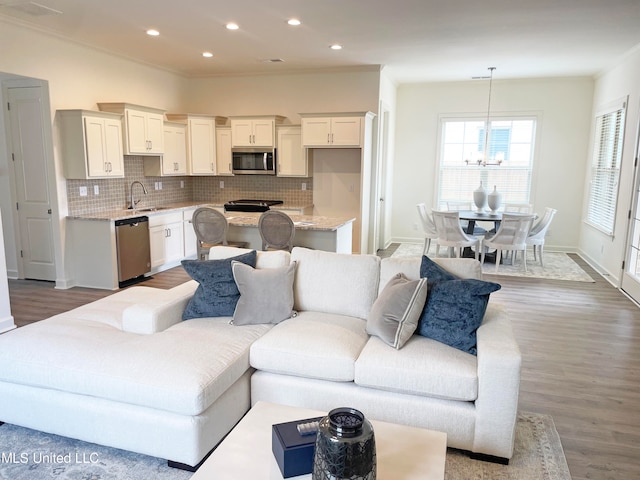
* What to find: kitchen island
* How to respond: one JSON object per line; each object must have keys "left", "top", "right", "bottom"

{"left": 222, "top": 211, "right": 354, "bottom": 255}
{"left": 66, "top": 204, "right": 354, "bottom": 290}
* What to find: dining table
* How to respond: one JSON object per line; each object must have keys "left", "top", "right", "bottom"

{"left": 457, "top": 210, "right": 502, "bottom": 235}
{"left": 456, "top": 210, "right": 503, "bottom": 262}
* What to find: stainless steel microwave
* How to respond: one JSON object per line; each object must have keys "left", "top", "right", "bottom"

{"left": 232, "top": 148, "right": 276, "bottom": 175}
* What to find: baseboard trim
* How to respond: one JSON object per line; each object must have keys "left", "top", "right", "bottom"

{"left": 0, "top": 317, "right": 16, "bottom": 334}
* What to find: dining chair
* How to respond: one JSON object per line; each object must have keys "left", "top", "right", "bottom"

{"left": 526, "top": 207, "right": 557, "bottom": 267}
{"left": 258, "top": 210, "right": 296, "bottom": 251}
{"left": 416, "top": 203, "right": 440, "bottom": 256}
{"left": 432, "top": 210, "right": 480, "bottom": 259}
{"left": 481, "top": 213, "right": 536, "bottom": 272}
{"left": 504, "top": 203, "right": 534, "bottom": 213}
{"left": 192, "top": 207, "right": 247, "bottom": 260}
{"left": 445, "top": 201, "right": 486, "bottom": 235}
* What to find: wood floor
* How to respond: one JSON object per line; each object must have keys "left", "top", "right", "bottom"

{"left": 6, "top": 251, "right": 640, "bottom": 480}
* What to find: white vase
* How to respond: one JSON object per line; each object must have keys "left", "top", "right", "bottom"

{"left": 488, "top": 186, "right": 502, "bottom": 212}
{"left": 473, "top": 182, "right": 487, "bottom": 212}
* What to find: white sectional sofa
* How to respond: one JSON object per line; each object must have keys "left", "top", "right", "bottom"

{"left": 0, "top": 246, "right": 521, "bottom": 469}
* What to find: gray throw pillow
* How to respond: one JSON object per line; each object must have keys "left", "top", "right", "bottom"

{"left": 366, "top": 273, "right": 428, "bottom": 349}
{"left": 231, "top": 261, "right": 297, "bottom": 325}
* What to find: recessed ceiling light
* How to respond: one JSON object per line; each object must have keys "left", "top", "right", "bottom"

{"left": 202, "top": 52, "right": 213, "bottom": 58}
{"left": 226, "top": 22, "right": 239, "bottom": 30}
{"left": 146, "top": 29, "right": 160, "bottom": 36}
{"left": 330, "top": 44, "right": 343, "bottom": 50}
{"left": 287, "top": 18, "right": 301, "bottom": 26}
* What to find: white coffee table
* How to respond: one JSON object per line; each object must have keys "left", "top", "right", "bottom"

{"left": 190, "top": 401, "right": 447, "bottom": 480}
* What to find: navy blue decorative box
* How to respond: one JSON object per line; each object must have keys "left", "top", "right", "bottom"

{"left": 272, "top": 417, "right": 323, "bottom": 478}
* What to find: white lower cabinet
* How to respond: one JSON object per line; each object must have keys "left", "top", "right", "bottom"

{"left": 149, "top": 212, "right": 184, "bottom": 271}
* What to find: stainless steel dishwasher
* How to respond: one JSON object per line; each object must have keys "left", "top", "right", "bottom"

{"left": 115, "top": 216, "right": 151, "bottom": 287}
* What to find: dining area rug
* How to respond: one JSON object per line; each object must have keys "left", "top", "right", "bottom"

{"left": 0, "top": 411, "right": 571, "bottom": 480}
{"left": 391, "top": 243, "right": 594, "bottom": 282}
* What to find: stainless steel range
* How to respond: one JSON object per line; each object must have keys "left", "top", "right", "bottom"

{"left": 223, "top": 199, "right": 284, "bottom": 212}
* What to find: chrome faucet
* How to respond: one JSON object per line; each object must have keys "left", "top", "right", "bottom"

{"left": 129, "top": 181, "right": 148, "bottom": 209}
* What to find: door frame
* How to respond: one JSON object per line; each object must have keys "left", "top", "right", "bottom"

{"left": 372, "top": 101, "right": 391, "bottom": 253}
{"left": 620, "top": 104, "right": 640, "bottom": 302}
{"left": 2, "top": 76, "right": 62, "bottom": 284}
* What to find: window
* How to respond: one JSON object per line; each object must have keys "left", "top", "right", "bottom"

{"left": 437, "top": 116, "right": 537, "bottom": 208}
{"left": 585, "top": 99, "right": 627, "bottom": 236}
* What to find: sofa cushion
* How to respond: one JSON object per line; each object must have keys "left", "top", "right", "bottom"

{"left": 0, "top": 315, "right": 271, "bottom": 416}
{"left": 250, "top": 311, "right": 369, "bottom": 381}
{"left": 122, "top": 281, "right": 198, "bottom": 334}
{"left": 181, "top": 250, "right": 257, "bottom": 320}
{"left": 231, "top": 261, "right": 297, "bottom": 325}
{"left": 418, "top": 255, "right": 501, "bottom": 355}
{"left": 208, "top": 246, "right": 291, "bottom": 269}
{"left": 354, "top": 335, "right": 478, "bottom": 401}
{"left": 290, "top": 247, "right": 380, "bottom": 320}
{"left": 366, "top": 274, "right": 428, "bottom": 349}
{"left": 379, "top": 256, "right": 482, "bottom": 294}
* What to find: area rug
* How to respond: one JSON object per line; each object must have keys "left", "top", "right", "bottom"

{"left": 445, "top": 412, "right": 572, "bottom": 479}
{"left": 0, "top": 412, "right": 570, "bottom": 480}
{"left": 391, "top": 243, "right": 594, "bottom": 282}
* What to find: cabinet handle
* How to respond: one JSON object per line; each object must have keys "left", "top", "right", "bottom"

{"left": 327, "top": 133, "right": 330, "bottom": 144}
{"left": 211, "top": 162, "right": 214, "bottom": 172}
{"left": 228, "top": 162, "right": 231, "bottom": 172}
{"left": 331, "top": 133, "right": 334, "bottom": 144}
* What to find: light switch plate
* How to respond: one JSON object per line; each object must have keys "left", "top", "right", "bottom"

{"left": 93, "top": 185, "right": 99, "bottom": 195}
{"left": 220, "top": 181, "right": 224, "bottom": 189}
{"left": 79, "top": 186, "right": 87, "bottom": 197}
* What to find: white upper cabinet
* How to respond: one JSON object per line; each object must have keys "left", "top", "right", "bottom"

{"left": 230, "top": 116, "right": 285, "bottom": 147}
{"left": 301, "top": 114, "right": 364, "bottom": 147}
{"left": 98, "top": 103, "right": 165, "bottom": 155}
{"left": 166, "top": 114, "right": 227, "bottom": 176}
{"left": 143, "top": 122, "right": 187, "bottom": 176}
{"left": 277, "top": 126, "right": 311, "bottom": 177}
{"left": 216, "top": 127, "right": 233, "bottom": 176}
{"left": 58, "top": 109, "right": 124, "bottom": 179}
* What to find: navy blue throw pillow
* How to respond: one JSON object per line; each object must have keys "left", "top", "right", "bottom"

{"left": 418, "top": 255, "right": 501, "bottom": 355}
{"left": 181, "top": 251, "right": 257, "bottom": 320}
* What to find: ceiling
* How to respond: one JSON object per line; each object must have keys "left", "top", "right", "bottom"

{"left": 2, "top": 0, "right": 640, "bottom": 83}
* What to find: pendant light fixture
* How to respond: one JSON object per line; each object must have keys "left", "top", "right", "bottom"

{"left": 481, "top": 66, "right": 498, "bottom": 166}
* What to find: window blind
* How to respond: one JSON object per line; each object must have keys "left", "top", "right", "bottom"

{"left": 437, "top": 117, "right": 536, "bottom": 209}
{"left": 586, "top": 102, "right": 626, "bottom": 236}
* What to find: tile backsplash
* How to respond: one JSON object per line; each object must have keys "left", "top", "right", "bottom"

{"left": 66, "top": 156, "right": 313, "bottom": 216}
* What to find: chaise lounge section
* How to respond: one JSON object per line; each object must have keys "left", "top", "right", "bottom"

{"left": 0, "top": 246, "right": 521, "bottom": 468}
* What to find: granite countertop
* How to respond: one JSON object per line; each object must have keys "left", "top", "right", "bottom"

{"left": 67, "top": 202, "right": 353, "bottom": 231}
{"left": 223, "top": 212, "right": 355, "bottom": 231}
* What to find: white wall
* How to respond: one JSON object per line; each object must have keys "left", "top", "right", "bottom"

{"left": 392, "top": 77, "right": 594, "bottom": 249}
{"left": 580, "top": 46, "right": 640, "bottom": 282}
{"left": 185, "top": 69, "right": 380, "bottom": 123}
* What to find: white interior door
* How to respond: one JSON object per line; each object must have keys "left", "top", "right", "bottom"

{"left": 7, "top": 85, "right": 56, "bottom": 281}
{"left": 621, "top": 116, "right": 640, "bottom": 302}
